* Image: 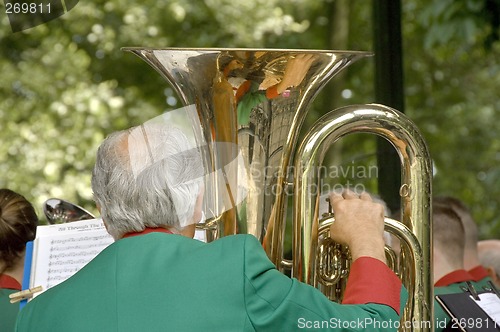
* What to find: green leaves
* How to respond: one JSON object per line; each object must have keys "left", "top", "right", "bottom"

{"left": 0, "top": 0, "right": 310, "bottom": 222}
{"left": 418, "top": 0, "right": 497, "bottom": 50}
{"left": 0, "top": 0, "right": 498, "bottom": 238}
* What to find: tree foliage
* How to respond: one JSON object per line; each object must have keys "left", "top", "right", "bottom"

{"left": 403, "top": 0, "right": 500, "bottom": 238}
{"left": 0, "top": 0, "right": 499, "bottom": 239}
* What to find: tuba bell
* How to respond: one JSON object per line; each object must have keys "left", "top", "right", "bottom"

{"left": 123, "top": 48, "right": 432, "bottom": 331}
{"left": 43, "top": 198, "right": 96, "bottom": 224}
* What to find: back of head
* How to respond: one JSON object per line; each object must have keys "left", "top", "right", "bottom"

{"left": 432, "top": 199, "right": 465, "bottom": 270}
{"left": 0, "top": 189, "right": 38, "bottom": 273}
{"left": 434, "top": 196, "right": 478, "bottom": 268}
{"left": 91, "top": 123, "right": 204, "bottom": 239}
{"left": 478, "top": 240, "right": 500, "bottom": 277}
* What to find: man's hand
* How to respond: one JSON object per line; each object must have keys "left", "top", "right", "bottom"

{"left": 328, "top": 190, "right": 387, "bottom": 263}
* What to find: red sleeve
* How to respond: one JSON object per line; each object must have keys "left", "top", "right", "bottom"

{"left": 235, "top": 80, "right": 252, "bottom": 103}
{"left": 265, "top": 85, "right": 279, "bottom": 99}
{"left": 342, "top": 257, "right": 402, "bottom": 314}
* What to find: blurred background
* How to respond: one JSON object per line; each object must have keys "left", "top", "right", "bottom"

{"left": 0, "top": 0, "right": 499, "bottom": 239}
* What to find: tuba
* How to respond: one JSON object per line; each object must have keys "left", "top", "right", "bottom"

{"left": 293, "top": 104, "right": 433, "bottom": 331}
{"left": 123, "top": 48, "right": 432, "bottom": 331}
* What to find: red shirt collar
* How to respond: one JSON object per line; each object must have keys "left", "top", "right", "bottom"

{"left": 468, "top": 265, "right": 490, "bottom": 282}
{"left": 0, "top": 274, "right": 22, "bottom": 290}
{"left": 122, "top": 227, "right": 173, "bottom": 239}
{"left": 434, "top": 269, "right": 475, "bottom": 287}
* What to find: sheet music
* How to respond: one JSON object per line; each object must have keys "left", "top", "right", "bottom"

{"left": 28, "top": 218, "right": 206, "bottom": 300}
{"left": 35, "top": 218, "right": 108, "bottom": 238}
{"left": 473, "top": 293, "right": 500, "bottom": 326}
{"left": 29, "top": 219, "right": 114, "bottom": 299}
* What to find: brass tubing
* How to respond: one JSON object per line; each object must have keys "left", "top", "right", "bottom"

{"left": 293, "top": 103, "right": 432, "bottom": 331}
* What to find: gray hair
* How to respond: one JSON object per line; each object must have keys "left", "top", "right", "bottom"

{"left": 91, "top": 124, "right": 204, "bottom": 239}
{"left": 480, "top": 250, "right": 500, "bottom": 277}
{"left": 478, "top": 240, "right": 500, "bottom": 277}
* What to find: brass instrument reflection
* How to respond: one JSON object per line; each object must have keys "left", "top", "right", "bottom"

{"left": 212, "top": 52, "right": 316, "bottom": 236}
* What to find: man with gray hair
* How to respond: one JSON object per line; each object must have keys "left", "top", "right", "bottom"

{"left": 91, "top": 124, "right": 205, "bottom": 240}
{"left": 16, "top": 122, "right": 406, "bottom": 331}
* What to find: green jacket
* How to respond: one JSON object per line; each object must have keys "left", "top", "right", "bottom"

{"left": 16, "top": 232, "right": 405, "bottom": 331}
{"left": 1, "top": 288, "right": 19, "bottom": 332}
{"left": 1, "top": 274, "right": 22, "bottom": 332}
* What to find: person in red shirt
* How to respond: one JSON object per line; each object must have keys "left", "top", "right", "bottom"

{"left": 432, "top": 198, "right": 493, "bottom": 331}
{"left": 432, "top": 200, "right": 473, "bottom": 287}
{"left": 0, "top": 189, "right": 38, "bottom": 331}
{"left": 434, "top": 196, "right": 490, "bottom": 282}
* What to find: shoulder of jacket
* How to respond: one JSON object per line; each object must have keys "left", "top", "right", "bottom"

{"left": 210, "top": 234, "right": 261, "bottom": 250}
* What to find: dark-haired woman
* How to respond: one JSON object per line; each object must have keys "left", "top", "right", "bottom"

{"left": 0, "top": 189, "right": 38, "bottom": 332}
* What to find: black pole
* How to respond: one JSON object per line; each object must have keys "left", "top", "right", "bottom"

{"left": 372, "top": 0, "right": 404, "bottom": 214}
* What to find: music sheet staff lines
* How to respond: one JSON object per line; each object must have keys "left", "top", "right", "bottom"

{"left": 40, "top": 232, "right": 113, "bottom": 288}
{"left": 26, "top": 219, "right": 114, "bottom": 299}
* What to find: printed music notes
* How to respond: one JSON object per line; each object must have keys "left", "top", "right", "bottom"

{"left": 473, "top": 292, "right": 500, "bottom": 327}
{"left": 25, "top": 218, "right": 114, "bottom": 300}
